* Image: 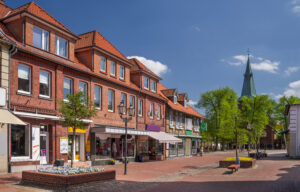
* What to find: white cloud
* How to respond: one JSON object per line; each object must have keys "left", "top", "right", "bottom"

{"left": 191, "top": 25, "right": 201, "bottom": 32}
{"left": 127, "top": 56, "right": 168, "bottom": 76}
{"left": 187, "top": 100, "right": 197, "bottom": 106}
{"left": 291, "top": 0, "right": 300, "bottom": 14}
{"left": 282, "top": 80, "right": 300, "bottom": 97}
{"left": 226, "top": 54, "right": 280, "bottom": 74}
{"left": 284, "top": 66, "right": 300, "bottom": 76}
{"left": 293, "top": 5, "right": 300, "bottom": 13}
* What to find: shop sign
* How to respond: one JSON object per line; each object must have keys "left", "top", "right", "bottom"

{"left": 60, "top": 137, "right": 68, "bottom": 154}
{"left": 146, "top": 124, "right": 161, "bottom": 132}
{"left": 68, "top": 127, "right": 86, "bottom": 133}
{"left": 32, "top": 127, "right": 40, "bottom": 160}
{"left": 201, "top": 123, "right": 207, "bottom": 131}
{"left": 186, "top": 130, "right": 192, "bottom": 135}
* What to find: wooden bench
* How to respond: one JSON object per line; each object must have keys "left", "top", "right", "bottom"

{"left": 228, "top": 164, "right": 240, "bottom": 173}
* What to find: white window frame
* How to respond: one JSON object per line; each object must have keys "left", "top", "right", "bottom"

{"left": 33, "top": 26, "right": 49, "bottom": 51}
{"left": 39, "top": 70, "right": 51, "bottom": 98}
{"left": 120, "top": 65, "right": 125, "bottom": 80}
{"left": 63, "top": 77, "right": 73, "bottom": 102}
{"left": 108, "top": 89, "right": 114, "bottom": 112}
{"left": 100, "top": 56, "right": 107, "bottom": 72}
{"left": 17, "top": 64, "right": 31, "bottom": 95}
{"left": 130, "top": 95, "right": 135, "bottom": 115}
{"left": 144, "top": 77, "right": 149, "bottom": 90}
{"left": 110, "top": 61, "right": 116, "bottom": 76}
{"left": 149, "top": 103, "right": 154, "bottom": 119}
{"left": 179, "top": 114, "right": 183, "bottom": 128}
{"left": 138, "top": 99, "right": 143, "bottom": 116}
{"left": 151, "top": 80, "right": 156, "bottom": 92}
{"left": 94, "top": 85, "right": 102, "bottom": 109}
{"left": 156, "top": 104, "right": 161, "bottom": 120}
{"left": 174, "top": 94, "right": 177, "bottom": 104}
{"left": 55, "top": 36, "right": 68, "bottom": 58}
{"left": 169, "top": 112, "right": 174, "bottom": 128}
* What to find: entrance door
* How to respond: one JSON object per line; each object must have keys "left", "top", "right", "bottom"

{"left": 40, "top": 132, "right": 49, "bottom": 164}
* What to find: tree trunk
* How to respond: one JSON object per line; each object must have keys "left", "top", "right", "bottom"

{"left": 71, "top": 127, "right": 76, "bottom": 168}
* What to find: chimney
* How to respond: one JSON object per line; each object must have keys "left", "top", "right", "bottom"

{"left": 0, "top": 1, "right": 4, "bottom": 5}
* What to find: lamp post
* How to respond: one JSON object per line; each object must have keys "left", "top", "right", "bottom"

{"left": 118, "top": 102, "right": 134, "bottom": 175}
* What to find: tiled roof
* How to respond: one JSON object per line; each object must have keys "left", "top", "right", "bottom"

{"left": 161, "top": 88, "right": 177, "bottom": 97}
{"left": 129, "top": 58, "right": 162, "bottom": 80}
{"left": 7, "top": 2, "right": 72, "bottom": 33}
{"left": 158, "top": 83, "right": 204, "bottom": 119}
{"left": 0, "top": 3, "right": 11, "bottom": 19}
{"left": 76, "top": 30, "right": 128, "bottom": 61}
{"left": 178, "top": 93, "right": 187, "bottom": 102}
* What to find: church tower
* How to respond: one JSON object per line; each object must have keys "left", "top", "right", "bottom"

{"left": 239, "top": 54, "right": 256, "bottom": 100}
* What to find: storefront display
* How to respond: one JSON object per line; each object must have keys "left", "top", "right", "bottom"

{"left": 11, "top": 125, "right": 29, "bottom": 157}
{"left": 95, "top": 136, "right": 111, "bottom": 159}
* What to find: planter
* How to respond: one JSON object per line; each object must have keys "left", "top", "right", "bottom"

{"left": 138, "top": 155, "right": 149, "bottom": 162}
{"left": 219, "top": 159, "right": 256, "bottom": 168}
{"left": 54, "top": 160, "right": 65, "bottom": 167}
{"left": 149, "top": 155, "right": 163, "bottom": 161}
{"left": 22, "top": 170, "right": 116, "bottom": 186}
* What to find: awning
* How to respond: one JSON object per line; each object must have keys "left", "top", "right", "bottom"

{"left": 0, "top": 109, "right": 26, "bottom": 125}
{"left": 91, "top": 126, "right": 149, "bottom": 135}
{"left": 148, "top": 131, "right": 182, "bottom": 143}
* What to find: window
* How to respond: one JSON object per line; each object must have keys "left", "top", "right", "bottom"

{"left": 179, "top": 114, "right": 183, "bottom": 128}
{"left": 18, "top": 64, "right": 31, "bottom": 94}
{"left": 94, "top": 85, "right": 101, "bottom": 109}
{"left": 130, "top": 96, "right": 135, "bottom": 115}
{"left": 156, "top": 105, "right": 161, "bottom": 120}
{"left": 144, "top": 77, "right": 149, "bottom": 89}
{"left": 79, "top": 81, "right": 88, "bottom": 101}
{"left": 11, "top": 125, "right": 29, "bottom": 157}
{"left": 100, "top": 56, "right": 106, "bottom": 72}
{"left": 151, "top": 80, "right": 156, "bottom": 92}
{"left": 174, "top": 94, "right": 177, "bottom": 104}
{"left": 108, "top": 89, "right": 114, "bottom": 112}
{"left": 120, "top": 93, "right": 127, "bottom": 114}
{"left": 184, "top": 97, "right": 187, "bottom": 108}
{"left": 149, "top": 103, "right": 154, "bottom": 119}
{"left": 55, "top": 36, "right": 68, "bottom": 58}
{"left": 110, "top": 61, "right": 116, "bottom": 76}
{"left": 175, "top": 114, "right": 179, "bottom": 128}
{"left": 39, "top": 70, "right": 51, "bottom": 98}
{"left": 169, "top": 112, "right": 174, "bottom": 128}
{"left": 194, "top": 119, "right": 200, "bottom": 132}
{"left": 33, "top": 26, "right": 49, "bottom": 51}
{"left": 63, "top": 77, "right": 73, "bottom": 101}
{"left": 120, "top": 65, "right": 125, "bottom": 80}
{"left": 138, "top": 99, "right": 143, "bottom": 116}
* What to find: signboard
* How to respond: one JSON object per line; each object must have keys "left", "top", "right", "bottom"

{"left": 186, "top": 130, "right": 192, "bottom": 135}
{"left": 0, "top": 88, "right": 6, "bottom": 107}
{"left": 201, "top": 123, "right": 207, "bottom": 131}
{"left": 60, "top": 137, "right": 68, "bottom": 154}
{"left": 32, "top": 127, "right": 40, "bottom": 160}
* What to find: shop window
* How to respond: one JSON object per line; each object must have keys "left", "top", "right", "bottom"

{"left": 95, "top": 137, "right": 111, "bottom": 159}
{"left": 169, "top": 143, "right": 177, "bottom": 157}
{"left": 178, "top": 139, "right": 185, "bottom": 156}
{"left": 55, "top": 36, "right": 68, "bottom": 58}
{"left": 33, "top": 26, "right": 49, "bottom": 51}
{"left": 100, "top": 56, "right": 107, "bottom": 72}
{"left": 138, "top": 136, "right": 148, "bottom": 155}
{"left": 39, "top": 70, "right": 51, "bottom": 98}
{"left": 18, "top": 64, "right": 31, "bottom": 94}
{"left": 11, "top": 125, "right": 30, "bottom": 157}
{"left": 122, "top": 138, "right": 135, "bottom": 157}
{"left": 191, "top": 140, "right": 197, "bottom": 155}
{"left": 149, "top": 139, "right": 163, "bottom": 155}
{"left": 68, "top": 135, "right": 80, "bottom": 160}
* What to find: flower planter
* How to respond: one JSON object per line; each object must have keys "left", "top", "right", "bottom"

{"left": 22, "top": 170, "right": 116, "bottom": 186}
{"left": 219, "top": 159, "right": 256, "bottom": 168}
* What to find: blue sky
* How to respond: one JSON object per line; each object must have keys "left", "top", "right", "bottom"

{"left": 7, "top": 0, "right": 300, "bottom": 105}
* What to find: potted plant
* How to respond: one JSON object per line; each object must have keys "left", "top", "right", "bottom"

{"left": 54, "top": 158, "right": 65, "bottom": 166}
{"left": 110, "top": 159, "right": 115, "bottom": 165}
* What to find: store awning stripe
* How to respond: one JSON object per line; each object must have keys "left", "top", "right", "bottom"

{"left": 148, "top": 132, "right": 182, "bottom": 143}
{"left": 0, "top": 109, "right": 26, "bottom": 125}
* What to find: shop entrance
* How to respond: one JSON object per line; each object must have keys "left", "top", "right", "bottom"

{"left": 40, "top": 132, "right": 49, "bottom": 164}
{"left": 68, "top": 134, "right": 85, "bottom": 162}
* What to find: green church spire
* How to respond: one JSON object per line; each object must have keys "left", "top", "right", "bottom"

{"left": 240, "top": 54, "right": 256, "bottom": 99}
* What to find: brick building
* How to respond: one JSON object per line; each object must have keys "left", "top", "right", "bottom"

{"left": 0, "top": 1, "right": 203, "bottom": 172}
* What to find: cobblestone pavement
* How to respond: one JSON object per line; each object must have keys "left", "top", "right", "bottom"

{"left": 1, "top": 150, "right": 299, "bottom": 192}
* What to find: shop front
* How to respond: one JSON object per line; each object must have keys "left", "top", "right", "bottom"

{"left": 68, "top": 127, "right": 85, "bottom": 162}
{"left": 168, "top": 138, "right": 185, "bottom": 158}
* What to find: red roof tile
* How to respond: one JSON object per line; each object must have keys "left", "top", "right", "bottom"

{"left": 8, "top": 2, "right": 72, "bottom": 33}
{"left": 76, "top": 30, "right": 128, "bottom": 61}
{"left": 178, "top": 93, "right": 187, "bottom": 102}
{"left": 161, "top": 88, "right": 177, "bottom": 97}
{"left": 129, "top": 58, "right": 162, "bottom": 80}
{"left": 0, "top": 3, "right": 11, "bottom": 19}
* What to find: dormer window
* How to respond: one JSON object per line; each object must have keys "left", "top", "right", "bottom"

{"left": 120, "top": 65, "right": 125, "bottom": 80}
{"left": 55, "top": 36, "right": 68, "bottom": 58}
{"left": 100, "top": 56, "right": 107, "bottom": 72}
{"left": 184, "top": 97, "right": 187, "bottom": 108}
{"left": 33, "top": 26, "right": 49, "bottom": 51}
{"left": 174, "top": 94, "right": 177, "bottom": 104}
{"left": 110, "top": 61, "right": 116, "bottom": 76}
{"left": 151, "top": 80, "right": 156, "bottom": 92}
{"left": 144, "top": 77, "right": 149, "bottom": 89}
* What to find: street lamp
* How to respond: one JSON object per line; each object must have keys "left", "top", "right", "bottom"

{"left": 118, "top": 102, "right": 134, "bottom": 175}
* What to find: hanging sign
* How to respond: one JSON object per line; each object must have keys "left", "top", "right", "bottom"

{"left": 60, "top": 137, "right": 68, "bottom": 154}
{"left": 200, "top": 123, "right": 207, "bottom": 131}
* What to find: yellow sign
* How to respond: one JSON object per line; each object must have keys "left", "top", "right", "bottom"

{"left": 68, "top": 127, "right": 86, "bottom": 133}
{"left": 86, "top": 140, "right": 91, "bottom": 152}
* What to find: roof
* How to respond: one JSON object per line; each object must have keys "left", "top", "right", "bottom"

{"left": 178, "top": 93, "right": 188, "bottom": 102}
{"left": 5, "top": 2, "right": 73, "bottom": 34}
{"left": 161, "top": 89, "right": 177, "bottom": 97}
{"left": 76, "top": 30, "right": 128, "bottom": 61}
{"left": 0, "top": 3, "right": 11, "bottom": 19}
{"left": 129, "top": 58, "right": 162, "bottom": 80}
{"left": 158, "top": 83, "right": 204, "bottom": 119}
{"left": 240, "top": 54, "right": 256, "bottom": 100}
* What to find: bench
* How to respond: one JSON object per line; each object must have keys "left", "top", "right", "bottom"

{"left": 228, "top": 164, "right": 240, "bottom": 173}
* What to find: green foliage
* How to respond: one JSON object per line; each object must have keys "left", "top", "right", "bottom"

{"left": 58, "top": 91, "right": 97, "bottom": 167}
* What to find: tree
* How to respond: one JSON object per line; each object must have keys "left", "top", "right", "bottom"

{"left": 196, "top": 87, "right": 240, "bottom": 150}
{"left": 239, "top": 95, "right": 274, "bottom": 155}
{"left": 58, "top": 91, "right": 97, "bottom": 167}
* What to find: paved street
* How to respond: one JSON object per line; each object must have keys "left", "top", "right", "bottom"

{"left": 1, "top": 150, "right": 300, "bottom": 192}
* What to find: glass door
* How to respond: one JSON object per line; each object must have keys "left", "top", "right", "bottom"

{"left": 40, "top": 132, "right": 49, "bottom": 164}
